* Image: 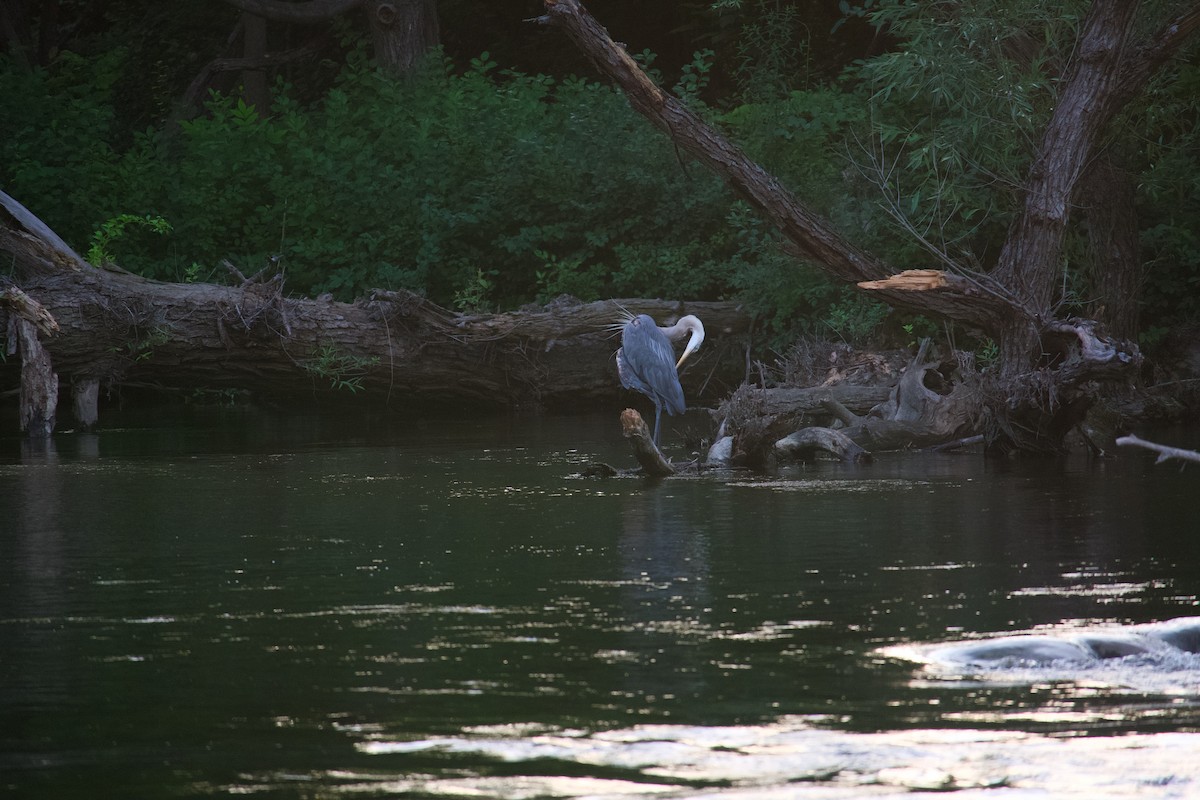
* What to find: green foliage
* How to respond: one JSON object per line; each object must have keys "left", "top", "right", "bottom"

{"left": 89, "top": 49, "right": 750, "bottom": 306}
{"left": 832, "top": 1, "right": 879, "bottom": 34}
{"left": 1135, "top": 60, "right": 1200, "bottom": 333}
{"left": 87, "top": 213, "right": 172, "bottom": 266}
{"left": 534, "top": 249, "right": 605, "bottom": 304}
{"left": 674, "top": 49, "right": 717, "bottom": 107}
{"left": 820, "top": 290, "right": 890, "bottom": 344}
{"left": 847, "top": 0, "right": 1085, "bottom": 270}
{"left": 732, "top": 0, "right": 810, "bottom": 100}
{"left": 0, "top": 50, "right": 124, "bottom": 246}
{"left": 975, "top": 337, "right": 1000, "bottom": 372}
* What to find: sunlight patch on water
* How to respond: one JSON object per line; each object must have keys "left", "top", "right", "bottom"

{"left": 1011, "top": 582, "right": 1170, "bottom": 601}
{"left": 713, "top": 619, "right": 827, "bottom": 640}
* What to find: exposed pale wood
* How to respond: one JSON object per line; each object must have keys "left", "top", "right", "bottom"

{"left": 775, "top": 427, "right": 870, "bottom": 463}
{"left": 0, "top": 285, "right": 59, "bottom": 335}
{"left": 1116, "top": 434, "right": 1200, "bottom": 465}
{"left": 0, "top": 189, "right": 88, "bottom": 274}
{"left": 73, "top": 378, "right": 100, "bottom": 429}
{"left": 857, "top": 269, "right": 949, "bottom": 291}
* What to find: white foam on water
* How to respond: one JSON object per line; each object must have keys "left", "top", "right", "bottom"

{"left": 881, "top": 617, "right": 1200, "bottom": 696}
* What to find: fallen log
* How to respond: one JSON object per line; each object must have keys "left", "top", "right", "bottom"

{"left": 1, "top": 191, "right": 753, "bottom": 432}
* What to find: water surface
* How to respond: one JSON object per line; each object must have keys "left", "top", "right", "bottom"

{"left": 1, "top": 408, "right": 1197, "bottom": 797}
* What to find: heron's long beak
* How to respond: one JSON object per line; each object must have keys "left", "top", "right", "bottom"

{"left": 676, "top": 336, "right": 701, "bottom": 369}
{"left": 673, "top": 317, "right": 705, "bottom": 369}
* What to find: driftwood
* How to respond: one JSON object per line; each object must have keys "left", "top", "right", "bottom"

{"left": 1116, "top": 435, "right": 1200, "bottom": 466}
{"left": 775, "top": 427, "right": 870, "bottom": 463}
{"left": 620, "top": 408, "right": 676, "bottom": 477}
{"left": 738, "top": 340, "right": 979, "bottom": 464}
{"left": 1, "top": 191, "right": 753, "bottom": 434}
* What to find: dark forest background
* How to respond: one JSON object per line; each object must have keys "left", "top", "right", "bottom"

{"left": 3, "top": 0, "right": 1197, "bottom": 357}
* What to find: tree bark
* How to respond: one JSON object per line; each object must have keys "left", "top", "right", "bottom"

{"left": 1081, "top": 153, "right": 1141, "bottom": 341}
{"left": 9, "top": 317, "right": 57, "bottom": 437}
{"left": 364, "top": 0, "right": 439, "bottom": 76}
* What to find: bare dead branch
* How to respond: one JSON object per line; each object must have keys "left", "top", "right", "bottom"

{"left": 1116, "top": 434, "right": 1200, "bottom": 466}
{"left": 620, "top": 408, "right": 677, "bottom": 476}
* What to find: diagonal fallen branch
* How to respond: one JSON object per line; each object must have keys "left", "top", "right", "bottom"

{"left": 1116, "top": 434, "right": 1200, "bottom": 466}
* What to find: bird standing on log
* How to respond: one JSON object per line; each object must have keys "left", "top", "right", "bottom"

{"left": 615, "top": 313, "right": 705, "bottom": 447}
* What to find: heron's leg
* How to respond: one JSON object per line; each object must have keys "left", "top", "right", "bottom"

{"left": 652, "top": 405, "right": 663, "bottom": 447}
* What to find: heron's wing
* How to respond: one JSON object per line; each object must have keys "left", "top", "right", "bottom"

{"left": 616, "top": 348, "right": 647, "bottom": 395}
{"left": 619, "top": 317, "right": 686, "bottom": 415}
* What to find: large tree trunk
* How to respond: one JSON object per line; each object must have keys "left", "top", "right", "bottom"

{"left": 1081, "top": 153, "right": 1141, "bottom": 341}
{"left": 990, "top": 0, "right": 1140, "bottom": 379}
{"left": 539, "top": 0, "right": 1200, "bottom": 455}
{"left": 364, "top": 0, "right": 439, "bottom": 75}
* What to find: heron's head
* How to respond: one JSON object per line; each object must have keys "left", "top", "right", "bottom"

{"left": 674, "top": 315, "right": 705, "bottom": 369}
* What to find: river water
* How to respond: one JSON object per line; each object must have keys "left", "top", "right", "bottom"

{"left": 1, "top": 408, "right": 1198, "bottom": 798}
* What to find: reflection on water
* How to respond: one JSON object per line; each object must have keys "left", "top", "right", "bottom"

{"left": 344, "top": 719, "right": 1200, "bottom": 798}
{"left": 0, "top": 408, "right": 1198, "bottom": 798}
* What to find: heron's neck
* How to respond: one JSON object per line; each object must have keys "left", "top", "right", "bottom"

{"left": 661, "top": 315, "right": 704, "bottom": 345}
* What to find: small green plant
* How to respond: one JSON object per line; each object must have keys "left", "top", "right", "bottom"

{"left": 87, "top": 213, "right": 172, "bottom": 266}
{"left": 453, "top": 269, "right": 494, "bottom": 313}
{"left": 975, "top": 337, "right": 999, "bottom": 371}
{"left": 821, "top": 294, "right": 890, "bottom": 344}
{"left": 302, "top": 343, "right": 378, "bottom": 393}
{"left": 674, "top": 49, "right": 716, "bottom": 107}
{"left": 110, "top": 326, "right": 170, "bottom": 363}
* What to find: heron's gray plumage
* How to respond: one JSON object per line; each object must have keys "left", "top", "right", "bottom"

{"left": 616, "top": 314, "right": 688, "bottom": 445}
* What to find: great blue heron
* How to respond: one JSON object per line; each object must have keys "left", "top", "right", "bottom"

{"left": 615, "top": 313, "right": 706, "bottom": 446}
